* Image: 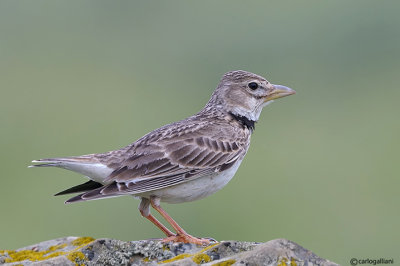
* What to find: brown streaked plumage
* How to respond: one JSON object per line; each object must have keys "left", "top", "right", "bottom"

{"left": 30, "top": 70, "right": 295, "bottom": 245}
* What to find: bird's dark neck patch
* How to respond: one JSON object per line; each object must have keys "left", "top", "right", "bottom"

{"left": 229, "top": 112, "right": 256, "bottom": 131}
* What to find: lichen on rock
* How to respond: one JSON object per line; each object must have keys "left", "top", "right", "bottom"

{"left": 0, "top": 236, "right": 94, "bottom": 266}
{"left": 0, "top": 238, "right": 338, "bottom": 266}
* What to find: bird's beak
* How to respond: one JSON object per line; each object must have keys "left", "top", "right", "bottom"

{"left": 264, "top": 84, "right": 296, "bottom": 102}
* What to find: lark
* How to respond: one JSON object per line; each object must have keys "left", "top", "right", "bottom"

{"left": 30, "top": 70, "right": 295, "bottom": 245}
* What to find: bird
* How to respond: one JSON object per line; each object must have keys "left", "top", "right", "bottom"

{"left": 30, "top": 70, "right": 295, "bottom": 245}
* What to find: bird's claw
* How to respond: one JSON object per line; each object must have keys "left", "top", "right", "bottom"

{"left": 162, "top": 233, "right": 214, "bottom": 246}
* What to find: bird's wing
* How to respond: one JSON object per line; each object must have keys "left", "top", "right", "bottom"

{"left": 66, "top": 119, "right": 248, "bottom": 203}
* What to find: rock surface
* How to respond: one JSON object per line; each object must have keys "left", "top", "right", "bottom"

{"left": 0, "top": 237, "right": 338, "bottom": 266}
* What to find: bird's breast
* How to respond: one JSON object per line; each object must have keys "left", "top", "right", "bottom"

{"left": 138, "top": 159, "right": 244, "bottom": 204}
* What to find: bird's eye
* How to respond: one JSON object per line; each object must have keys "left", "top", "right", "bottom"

{"left": 248, "top": 82, "right": 258, "bottom": 90}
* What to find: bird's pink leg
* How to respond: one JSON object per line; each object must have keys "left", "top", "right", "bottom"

{"left": 150, "top": 196, "right": 211, "bottom": 246}
{"left": 142, "top": 213, "right": 175, "bottom": 237}
{"left": 138, "top": 198, "right": 175, "bottom": 237}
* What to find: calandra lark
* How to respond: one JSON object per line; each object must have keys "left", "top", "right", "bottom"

{"left": 31, "top": 70, "right": 295, "bottom": 245}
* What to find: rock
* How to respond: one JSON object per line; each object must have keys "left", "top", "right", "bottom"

{"left": 0, "top": 237, "right": 338, "bottom": 266}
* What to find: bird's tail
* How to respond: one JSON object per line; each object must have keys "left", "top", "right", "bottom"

{"left": 29, "top": 155, "right": 113, "bottom": 184}
{"left": 30, "top": 156, "right": 90, "bottom": 167}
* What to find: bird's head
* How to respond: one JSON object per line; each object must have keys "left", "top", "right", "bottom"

{"left": 207, "top": 70, "right": 295, "bottom": 122}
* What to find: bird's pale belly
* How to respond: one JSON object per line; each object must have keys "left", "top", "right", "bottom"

{"left": 138, "top": 159, "right": 243, "bottom": 203}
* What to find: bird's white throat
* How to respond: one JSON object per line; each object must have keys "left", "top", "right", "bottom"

{"left": 230, "top": 100, "right": 274, "bottom": 122}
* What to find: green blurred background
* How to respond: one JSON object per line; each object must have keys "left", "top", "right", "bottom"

{"left": 1, "top": 1, "right": 399, "bottom": 264}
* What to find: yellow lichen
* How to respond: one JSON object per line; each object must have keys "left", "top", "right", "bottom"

{"left": 161, "top": 253, "right": 192, "bottom": 263}
{"left": 3, "top": 249, "right": 67, "bottom": 263}
{"left": 65, "top": 237, "right": 95, "bottom": 266}
{"left": 71, "top": 237, "right": 95, "bottom": 247}
{"left": 43, "top": 251, "right": 67, "bottom": 260}
{"left": 1, "top": 237, "right": 95, "bottom": 265}
{"left": 290, "top": 257, "right": 297, "bottom": 266}
{"left": 192, "top": 253, "right": 211, "bottom": 264}
{"left": 160, "top": 243, "right": 219, "bottom": 264}
{"left": 48, "top": 243, "right": 67, "bottom": 252}
{"left": 67, "top": 251, "right": 86, "bottom": 262}
{"left": 212, "top": 259, "right": 236, "bottom": 266}
{"left": 4, "top": 250, "right": 44, "bottom": 263}
{"left": 198, "top": 243, "right": 219, "bottom": 253}
{"left": 278, "top": 257, "right": 288, "bottom": 266}
{"left": 64, "top": 236, "right": 95, "bottom": 265}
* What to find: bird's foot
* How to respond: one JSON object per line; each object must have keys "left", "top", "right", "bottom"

{"left": 162, "top": 233, "right": 213, "bottom": 246}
